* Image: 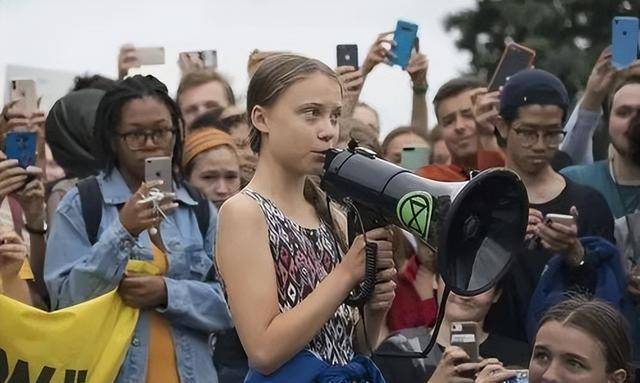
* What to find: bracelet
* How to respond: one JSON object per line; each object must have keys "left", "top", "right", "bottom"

{"left": 25, "top": 222, "right": 47, "bottom": 235}
{"left": 412, "top": 83, "right": 428, "bottom": 95}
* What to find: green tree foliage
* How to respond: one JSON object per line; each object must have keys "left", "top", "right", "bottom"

{"left": 445, "top": 0, "right": 640, "bottom": 100}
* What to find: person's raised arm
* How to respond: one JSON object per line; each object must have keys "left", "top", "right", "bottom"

{"left": 216, "top": 194, "right": 392, "bottom": 375}
{"left": 471, "top": 88, "right": 502, "bottom": 152}
{"left": 362, "top": 32, "right": 395, "bottom": 78}
{"left": 13, "top": 166, "right": 47, "bottom": 302}
{"left": 336, "top": 66, "right": 364, "bottom": 118}
{"left": 561, "top": 48, "right": 615, "bottom": 164}
{"left": 407, "top": 52, "right": 429, "bottom": 135}
{"left": 117, "top": 44, "right": 140, "bottom": 80}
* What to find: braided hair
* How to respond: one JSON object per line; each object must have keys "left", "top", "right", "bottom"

{"left": 93, "top": 75, "right": 184, "bottom": 176}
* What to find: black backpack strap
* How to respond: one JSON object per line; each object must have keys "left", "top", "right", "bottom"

{"left": 77, "top": 176, "right": 103, "bottom": 246}
{"left": 182, "top": 182, "right": 211, "bottom": 243}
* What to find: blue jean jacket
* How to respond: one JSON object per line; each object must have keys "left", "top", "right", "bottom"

{"left": 44, "top": 169, "right": 233, "bottom": 383}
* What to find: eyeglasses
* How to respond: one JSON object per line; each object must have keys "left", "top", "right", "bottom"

{"left": 513, "top": 128, "right": 566, "bottom": 148}
{"left": 118, "top": 128, "right": 177, "bottom": 150}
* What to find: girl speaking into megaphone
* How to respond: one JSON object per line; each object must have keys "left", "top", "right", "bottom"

{"left": 215, "top": 54, "right": 397, "bottom": 382}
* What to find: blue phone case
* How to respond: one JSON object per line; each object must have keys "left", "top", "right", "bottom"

{"left": 612, "top": 16, "right": 639, "bottom": 70}
{"left": 391, "top": 20, "right": 418, "bottom": 69}
{"left": 5, "top": 132, "right": 37, "bottom": 168}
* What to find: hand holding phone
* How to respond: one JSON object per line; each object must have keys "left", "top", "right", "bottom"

{"left": 119, "top": 179, "right": 177, "bottom": 237}
{"left": 118, "top": 44, "right": 141, "bottom": 79}
{"left": 539, "top": 208, "right": 584, "bottom": 265}
{"left": 406, "top": 45, "right": 428, "bottom": 86}
{"left": 179, "top": 50, "right": 218, "bottom": 73}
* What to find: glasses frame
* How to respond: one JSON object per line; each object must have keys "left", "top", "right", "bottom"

{"left": 512, "top": 127, "right": 566, "bottom": 148}
{"left": 117, "top": 128, "right": 178, "bottom": 150}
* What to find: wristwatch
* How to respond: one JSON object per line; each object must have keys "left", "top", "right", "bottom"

{"left": 25, "top": 221, "right": 47, "bottom": 235}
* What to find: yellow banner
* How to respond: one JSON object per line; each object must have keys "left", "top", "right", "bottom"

{"left": 0, "top": 290, "right": 138, "bottom": 383}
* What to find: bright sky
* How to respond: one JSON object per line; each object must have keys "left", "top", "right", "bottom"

{"left": 0, "top": 0, "right": 475, "bottom": 138}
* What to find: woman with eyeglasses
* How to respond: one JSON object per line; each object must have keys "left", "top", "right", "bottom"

{"left": 44, "top": 75, "right": 232, "bottom": 383}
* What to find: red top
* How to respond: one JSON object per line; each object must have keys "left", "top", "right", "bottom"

{"left": 386, "top": 255, "right": 438, "bottom": 332}
{"left": 416, "top": 150, "right": 506, "bottom": 182}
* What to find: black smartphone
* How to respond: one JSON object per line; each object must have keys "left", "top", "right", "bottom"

{"left": 488, "top": 43, "right": 536, "bottom": 91}
{"left": 337, "top": 44, "right": 359, "bottom": 69}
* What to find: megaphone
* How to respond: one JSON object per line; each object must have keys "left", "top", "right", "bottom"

{"left": 320, "top": 144, "right": 528, "bottom": 301}
{"left": 320, "top": 144, "right": 528, "bottom": 358}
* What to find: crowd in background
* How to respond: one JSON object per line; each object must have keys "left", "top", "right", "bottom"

{"left": 0, "top": 22, "right": 638, "bottom": 383}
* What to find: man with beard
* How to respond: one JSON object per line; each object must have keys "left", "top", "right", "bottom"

{"left": 562, "top": 75, "right": 640, "bottom": 358}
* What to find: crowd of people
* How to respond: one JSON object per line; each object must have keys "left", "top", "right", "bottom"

{"left": 0, "top": 24, "right": 638, "bottom": 383}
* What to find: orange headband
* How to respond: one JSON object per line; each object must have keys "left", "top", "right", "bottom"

{"left": 182, "top": 128, "right": 237, "bottom": 169}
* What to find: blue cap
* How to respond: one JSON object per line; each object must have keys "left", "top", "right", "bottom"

{"left": 499, "top": 69, "right": 569, "bottom": 123}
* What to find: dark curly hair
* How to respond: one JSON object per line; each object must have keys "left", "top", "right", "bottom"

{"left": 93, "top": 75, "right": 184, "bottom": 176}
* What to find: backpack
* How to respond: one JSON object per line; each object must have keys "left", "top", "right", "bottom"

{"left": 76, "top": 176, "right": 210, "bottom": 245}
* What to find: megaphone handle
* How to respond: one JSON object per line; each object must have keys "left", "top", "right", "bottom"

{"left": 343, "top": 202, "right": 379, "bottom": 307}
{"left": 344, "top": 242, "right": 378, "bottom": 306}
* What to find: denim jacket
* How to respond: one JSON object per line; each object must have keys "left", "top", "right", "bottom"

{"left": 44, "top": 169, "right": 233, "bottom": 383}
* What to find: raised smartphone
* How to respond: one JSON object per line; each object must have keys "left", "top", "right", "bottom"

{"left": 391, "top": 20, "right": 418, "bottom": 69}
{"left": 488, "top": 43, "right": 536, "bottom": 91}
{"left": 144, "top": 156, "right": 172, "bottom": 193}
{"left": 136, "top": 47, "right": 166, "bottom": 66}
{"left": 401, "top": 146, "right": 431, "bottom": 171}
{"left": 612, "top": 16, "right": 639, "bottom": 70}
{"left": 5, "top": 131, "right": 38, "bottom": 168}
{"left": 337, "top": 44, "right": 359, "bottom": 69}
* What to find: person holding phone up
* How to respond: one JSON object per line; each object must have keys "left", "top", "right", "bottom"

{"left": 346, "top": 29, "right": 430, "bottom": 138}
{"left": 44, "top": 75, "right": 232, "bottom": 383}
{"left": 0, "top": 98, "right": 48, "bottom": 307}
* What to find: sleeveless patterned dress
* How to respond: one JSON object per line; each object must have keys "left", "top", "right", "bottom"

{"left": 244, "top": 189, "right": 358, "bottom": 365}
